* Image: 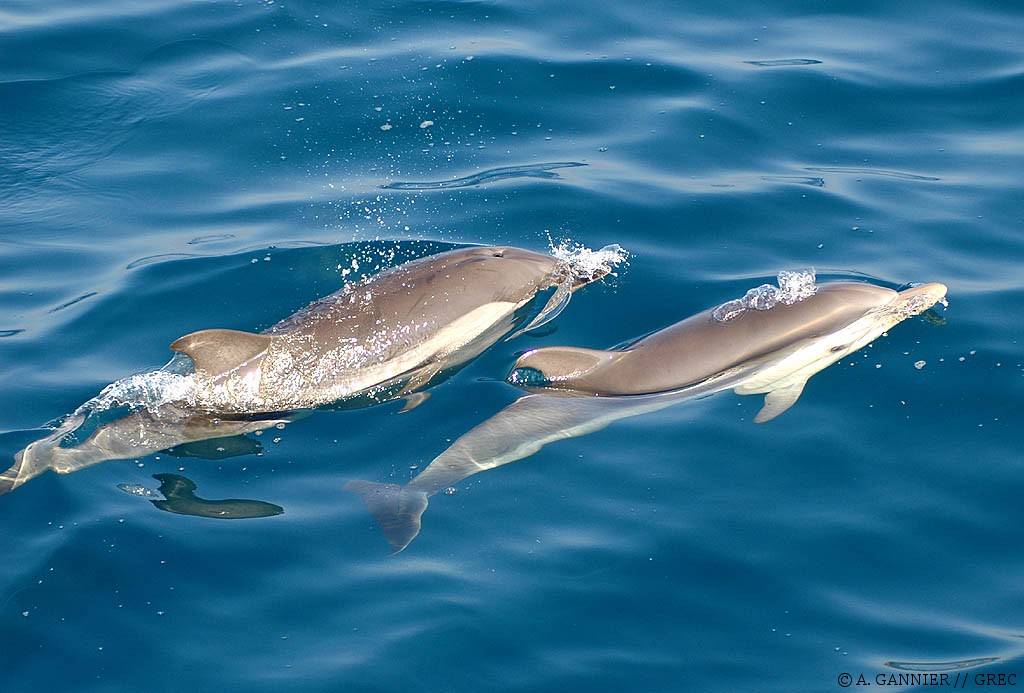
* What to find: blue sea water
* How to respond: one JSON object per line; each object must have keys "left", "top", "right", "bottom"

{"left": 1, "top": 0, "right": 1023, "bottom": 691}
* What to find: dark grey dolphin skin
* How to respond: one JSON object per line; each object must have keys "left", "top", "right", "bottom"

{"left": 347, "top": 389, "right": 695, "bottom": 553}
{"left": 172, "top": 246, "right": 609, "bottom": 414}
{"left": 149, "top": 473, "right": 283, "bottom": 519}
{"left": 509, "top": 281, "right": 948, "bottom": 423}
{"left": 0, "top": 405, "right": 287, "bottom": 495}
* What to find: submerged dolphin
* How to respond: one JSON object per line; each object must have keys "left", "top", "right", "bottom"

{"left": 509, "top": 280, "right": 947, "bottom": 422}
{"left": 347, "top": 389, "right": 695, "bottom": 553}
{"left": 173, "top": 245, "right": 614, "bottom": 413}
{"left": 0, "top": 405, "right": 287, "bottom": 495}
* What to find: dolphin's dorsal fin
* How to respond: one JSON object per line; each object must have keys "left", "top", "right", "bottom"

{"left": 754, "top": 380, "right": 807, "bottom": 423}
{"left": 170, "top": 329, "right": 271, "bottom": 376}
{"left": 512, "top": 346, "right": 622, "bottom": 385}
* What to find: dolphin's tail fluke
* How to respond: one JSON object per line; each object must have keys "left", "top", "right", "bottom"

{"left": 0, "top": 453, "right": 24, "bottom": 495}
{"left": 1, "top": 442, "right": 57, "bottom": 496}
{"left": 345, "top": 480, "right": 429, "bottom": 554}
{"left": 0, "top": 413, "right": 87, "bottom": 496}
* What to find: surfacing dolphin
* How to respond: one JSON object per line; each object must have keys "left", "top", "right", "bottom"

{"left": 1, "top": 244, "right": 622, "bottom": 495}
{"left": 174, "top": 245, "right": 617, "bottom": 413}
{"left": 347, "top": 389, "right": 696, "bottom": 553}
{"left": 509, "top": 278, "right": 948, "bottom": 422}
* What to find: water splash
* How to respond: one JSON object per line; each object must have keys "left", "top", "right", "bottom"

{"left": 80, "top": 369, "right": 197, "bottom": 416}
{"left": 547, "top": 237, "right": 629, "bottom": 285}
{"left": 712, "top": 269, "right": 818, "bottom": 322}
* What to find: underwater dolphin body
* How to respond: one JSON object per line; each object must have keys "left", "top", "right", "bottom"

{"left": 510, "top": 279, "right": 948, "bottom": 423}
{"left": 173, "top": 245, "right": 614, "bottom": 413}
{"left": 347, "top": 389, "right": 695, "bottom": 553}
{"left": 0, "top": 405, "right": 288, "bottom": 495}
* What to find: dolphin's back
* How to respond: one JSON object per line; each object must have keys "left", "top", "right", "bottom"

{"left": 515, "top": 282, "right": 896, "bottom": 395}
{"left": 271, "top": 247, "right": 564, "bottom": 343}
{"left": 169, "top": 245, "right": 580, "bottom": 413}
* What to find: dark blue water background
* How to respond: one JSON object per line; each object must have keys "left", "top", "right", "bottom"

{"left": 1, "top": 1, "right": 1022, "bottom": 691}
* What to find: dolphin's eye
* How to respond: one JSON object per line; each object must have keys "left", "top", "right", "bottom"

{"left": 830, "top": 345, "right": 845, "bottom": 353}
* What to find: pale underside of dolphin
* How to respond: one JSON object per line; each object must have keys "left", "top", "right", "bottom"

{"left": 509, "top": 281, "right": 948, "bottom": 423}
{"left": 171, "top": 245, "right": 609, "bottom": 414}
{"left": 347, "top": 389, "right": 695, "bottom": 553}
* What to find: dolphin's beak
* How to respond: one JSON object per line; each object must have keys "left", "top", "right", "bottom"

{"left": 896, "top": 282, "right": 948, "bottom": 314}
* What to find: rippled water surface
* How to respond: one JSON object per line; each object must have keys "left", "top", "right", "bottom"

{"left": 2, "top": 1, "right": 1023, "bottom": 691}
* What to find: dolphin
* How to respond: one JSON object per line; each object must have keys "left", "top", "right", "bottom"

{"left": 172, "top": 245, "right": 613, "bottom": 413}
{"left": 0, "top": 405, "right": 288, "bottom": 495}
{"left": 1, "top": 245, "right": 619, "bottom": 495}
{"left": 509, "top": 280, "right": 948, "bottom": 423}
{"left": 346, "top": 389, "right": 695, "bottom": 553}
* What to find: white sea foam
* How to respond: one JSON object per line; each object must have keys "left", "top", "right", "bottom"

{"left": 712, "top": 269, "right": 818, "bottom": 322}
{"left": 547, "top": 237, "right": 629, "bottom": 283}
{"left": 74, "top": 369, "right": 197, "bottom": 417}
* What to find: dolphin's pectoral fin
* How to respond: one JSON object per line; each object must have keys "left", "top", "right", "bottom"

{"left": 170, "top": 329, "right": 272, "bottom": 375}
{"left": 345, "top": 480, "right": 429, "bottom": 554}
{"left": 753, "top": 381, "right": 807, "bottom": 424}
{"left": 506, "top": 283, "right": 572, "bottom": 340}
{"left": 398, "top": 391, "right": 431, "bottom": 413}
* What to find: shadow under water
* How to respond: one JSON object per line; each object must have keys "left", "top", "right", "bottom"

{"left": 119, "top": 473, "right": 284, "bottom": 519}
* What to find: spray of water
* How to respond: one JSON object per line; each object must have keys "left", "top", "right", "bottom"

{"left": 712, "top": 269, "right": 818, "bottom": 322}
{"left": 546, "top": 236, "right": 629, "bottom": 284}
